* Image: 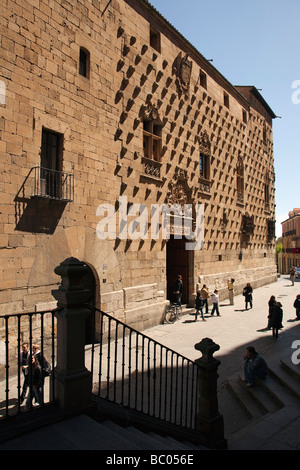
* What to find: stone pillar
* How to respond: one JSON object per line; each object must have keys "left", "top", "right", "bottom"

{"left": 52, "top": 257, "right": 93, "bottom": 414}
{"left": 194, "top": 337, "right": 227, "bottom": 449}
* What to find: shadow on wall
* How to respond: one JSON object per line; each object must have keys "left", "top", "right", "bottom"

{"left": 15, "top": 196, "right": 67, "bottom": 234}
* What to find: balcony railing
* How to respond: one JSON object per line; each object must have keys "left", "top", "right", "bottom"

{"left": 31, "top": 166, "right": 74, "bottom": 201}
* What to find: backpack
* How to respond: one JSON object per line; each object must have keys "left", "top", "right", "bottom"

{"left": 43, "top": 359, "right": 51, "bottom": 377}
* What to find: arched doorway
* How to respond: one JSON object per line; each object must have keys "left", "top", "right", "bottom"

{"left": 165, "top": 171, "right": 195, "bottom": 306}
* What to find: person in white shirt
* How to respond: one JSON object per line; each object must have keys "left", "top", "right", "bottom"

{"left": 210, "top": 289, "right": 220, "bottom": 316}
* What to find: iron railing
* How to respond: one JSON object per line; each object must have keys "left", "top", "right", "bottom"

{"left": 32, "top": 166, "right": 74, "bottom": 201}
{"left": 1, "top": 305, "right": 199, "bottom": 431}
{"left": 0, "top": 310, "right": 57, "bottom": 419}
{"left": 87, "top": 306, "right": 199, "bottom": 430}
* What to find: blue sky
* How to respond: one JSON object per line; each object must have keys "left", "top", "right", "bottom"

{"left": 149, "top": 0, "right": 300, "bottom": 237}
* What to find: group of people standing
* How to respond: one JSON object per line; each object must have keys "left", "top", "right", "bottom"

{"left": 19, "top": 342, "right": 50, "bottom": 409}
{"left": 175, "top": 274, "right": 300, "bottom": 334}
{"left": 194, "top": 284, "right": 226, "bottom": 321}
{"left": 174, "top": 274, "right": 299, "bottom": 390}
{"left": 194, "top": 279, "right": 246, "bottom": 321}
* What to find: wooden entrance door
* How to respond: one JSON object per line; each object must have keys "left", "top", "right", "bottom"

{"left": 166, "top": 237, "right": 189, "bottom": 304}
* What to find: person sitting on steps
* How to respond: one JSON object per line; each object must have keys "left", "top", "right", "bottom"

{"left": 243, "top": 346, "right": 268, "bottom": 387}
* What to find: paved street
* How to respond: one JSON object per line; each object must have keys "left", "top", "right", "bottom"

{"left": 1, "top": 274, "right": 299, "bottom": 450}
{"left": 143, "top": 275, "right": 300, "bottom": 388}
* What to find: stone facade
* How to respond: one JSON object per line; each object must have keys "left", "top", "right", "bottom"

{"left": 278, "top": 209, "right": 300, "bottom": 274}
{"left": 0, "top": 0, "right": 276, "bottom": 332}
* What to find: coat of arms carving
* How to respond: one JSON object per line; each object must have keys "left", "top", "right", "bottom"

{"left": 172, "top": 52, "right": 192, "bottom": 96}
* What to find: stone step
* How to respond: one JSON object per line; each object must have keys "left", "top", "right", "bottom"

{"left": 257, "top": 363, "right": 300, "bottom": 407}
{"left": 225, "top": 372, "right": 271, "bottom": 420}
{"left": 224, "top": 357, "right": 300, "bottom": 448}
{"left": 98, "top": 419, "right": 207, "bottom": 450}
{"left": 218, "top": 383, "right": 252, "bottom": 436}
{"left": 103, "top": 420, "right": 183, "bottom": 450}
{"left": 0, "top": 413, "right": 207, "bottom": 450}
{"left": 278, "top": 359, "right": 300, "bottom": 398}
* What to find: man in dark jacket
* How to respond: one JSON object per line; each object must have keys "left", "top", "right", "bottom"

{"left": 294, "top": 294, "right": 300, "bottom": 321}
{"left": 269, "top": 301, "right": 283, "bottom": 338}
{"left": 243, "top": 346, "right": 268, "bottom": 387}
{"left": 173, "top": 275, "right": 183, "bottom": 307}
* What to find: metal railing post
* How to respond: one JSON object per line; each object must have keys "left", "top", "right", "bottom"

{"left": 52, "top": 257, "right": 93, "bottom": 414}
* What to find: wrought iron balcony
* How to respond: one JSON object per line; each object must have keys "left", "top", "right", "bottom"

{"left": 31, "top": 166, "right": 74, "bottom": 201}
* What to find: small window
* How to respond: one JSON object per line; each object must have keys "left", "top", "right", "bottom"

{"left": 79, "top": 47, "right": 90, "bottom": 78}
{"left": 242, "top": 109, "right": 248, "bottom": 124}
{"left": 143, "top": 119, "right": 162, "bottom": 162}
{"left": 200, "top": 70, "right": 207, "bottom": 89}
{"left": 150, "top": 26, "right": 161, "bottom": 53}
{"left": 224, "top": 92, "right": 229, "bottom": 108}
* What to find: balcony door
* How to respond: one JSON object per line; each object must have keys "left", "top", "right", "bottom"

{"left": 166, "top": 236, "right": 189, "bottom": 305}
{"left": 40, "top": 128, "right": 62, "bottom": 198}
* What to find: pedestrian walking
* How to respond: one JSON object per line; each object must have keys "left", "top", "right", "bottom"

{"left": 195, "top": 291, "right": 205, "bottom": 321}
{"left": 19, "top": 342, "right": 30, "bottom": 404}
{"left": 25, "top": 355, "right": 43, "bottom": 409}
{"left": 266, "top": 295, "right": 276, "bottom": 329}
{"left": 227, "top": 278, "right": 235, "bottom": 305}
{"left": 211, "top": 289, "right": 220, "bottom": 316}
{"left": 269, "top": 301, "right": 283, "bottom": 339}
{"left": 200, "top": 284, "right": 209, "bottom": 314}
{"left": 290, "top": 267, "right": 295, "bottom": 286}
{"left": 294, "top": 294, "right": 300, "bottom": 321}
{"left": 243, "top": 283, "right": 253, "bottom": 310}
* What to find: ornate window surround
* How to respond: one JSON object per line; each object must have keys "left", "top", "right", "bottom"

{"left": 141, "top": 102, "right": 163, "bottom": 182}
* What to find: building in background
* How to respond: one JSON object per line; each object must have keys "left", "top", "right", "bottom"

{"left": 278, "top": 209, "right": 300, "bottom": 274}
{"left": 0, "top": 0, "right": 276, "bottom": 335}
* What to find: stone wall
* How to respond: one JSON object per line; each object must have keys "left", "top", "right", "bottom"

{"left": 0, "top": 0, "right": 276, "bottom": 333}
